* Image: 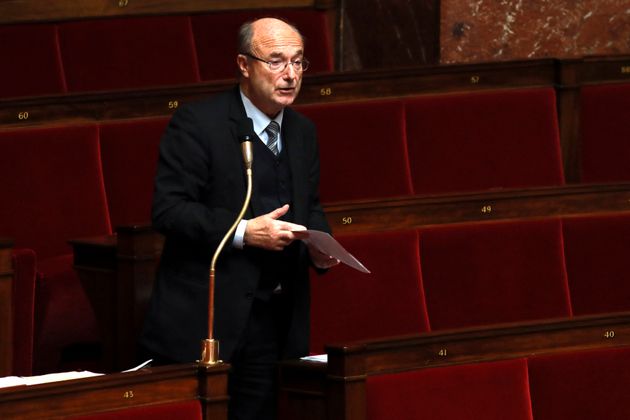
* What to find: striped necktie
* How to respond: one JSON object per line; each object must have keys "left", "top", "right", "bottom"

{"left": 265, "top": 121, "right": 280, "bottom": 156}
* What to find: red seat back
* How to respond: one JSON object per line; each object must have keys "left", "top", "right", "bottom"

{"left": 528, "top": 347, "right": 630, "bottom": 420}
{"left": 58, "top": 16, "right": 200, "bottom": 92}
{"left": 297, "top": 100, "right": 413, "bottom": 203}
{"left": 562, "top": 213, "right": 630, "bottom": 315}
{"left": 0, "top": 124, "right": 112, "bottom": 260}
{"left": 0, "top": 23, "right": 66, "bottom": 99}
{"left": 405, "top": 88, "right": 564, "bottom": 195}
{"left": 580, "top": 83, "right": 630, "bottom": 183}
{"left": 367, "top": 358, "right": 533, "bottom": 420}
{"left": 99, "top": 118, "right": 168, "bottom": 227}
{"left": 310, "top": 230, "right": 428, "bottom": 354}
{"left": 419, "top": 218, "right": 572, "bottom": 330}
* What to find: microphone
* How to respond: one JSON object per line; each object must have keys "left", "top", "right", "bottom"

{"left": 200, "top": 118, "right": 255, "bottom": 366}
{"left": 238, "top": 118, "right": 254, "bottom": 171}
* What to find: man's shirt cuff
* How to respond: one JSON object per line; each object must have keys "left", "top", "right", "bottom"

{"left": 233, "top": 219, "right": 248, "bottom": 249}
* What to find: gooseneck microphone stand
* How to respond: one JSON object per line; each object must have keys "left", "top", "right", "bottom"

{"left": 200, "top": 125, "right": 254, "bottom": 366}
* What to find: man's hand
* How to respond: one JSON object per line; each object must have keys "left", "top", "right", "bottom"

{"left": 244, "top": 204, "right": 306, "bottom": 251}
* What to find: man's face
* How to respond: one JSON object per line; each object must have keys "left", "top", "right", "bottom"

{"left": 239, "top": 19, "right": 304, "bottom": 118}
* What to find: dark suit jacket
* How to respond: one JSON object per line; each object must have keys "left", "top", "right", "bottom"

{"left": 140, "top": 86, "right": 330, "bottom": 363}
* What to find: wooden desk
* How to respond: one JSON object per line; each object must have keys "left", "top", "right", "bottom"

{"left": 278, "top": 312, "right": 630, "bottom": 420}
{"left": 0, "top": 363, "right": 229, "bottom": 420}
{"left": 70, "top": 226, "right": 163, "bottom": 372}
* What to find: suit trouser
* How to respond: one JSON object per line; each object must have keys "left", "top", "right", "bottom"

{"left": 228, "top": 295, "right": 281, "bottom": 420}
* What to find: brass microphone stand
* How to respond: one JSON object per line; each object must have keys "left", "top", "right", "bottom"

{"left": 200, "top": 139, "right": 253, "bottom": 365}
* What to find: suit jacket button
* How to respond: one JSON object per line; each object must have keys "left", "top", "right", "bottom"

{"left": 245, "top": 291, "right": 254, "bottom": 299}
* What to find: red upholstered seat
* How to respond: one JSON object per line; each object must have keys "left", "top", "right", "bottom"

{"left": 528, "top": 347, "right": 630, "bottom": 420}
{"left": 0, "top": 124, "right": 112, "bottom": 374}
{"left": 0, "top": 23, "right": 66, "bottom": 99}
{"left": 309, "top": 230, "right": 429, "bottom": 354}
{"left": 367, "top": 358, "right": 533, "bottom": 420}
{"left": 99, "top": 118, "right": 168, "bottom": 227}
{"left": 297, "top": 100, "right": 413, "bottom": 203}
{"left": 405, "top": 88, "right": 564, "bottom": 195}
{"left": 579, "top": 83, "right": 630, "bottom": 183}
{"left": 191, "top": 9, "right": 333, "bottom": 81}
{"left": 58, "top": 16, "right": 200, "bottom": 92}
{"left": 562, "top": 213, "right": 630, "bottom": 315}
{"left": 419, "top": 218, "right": 572, "bottom": 330}
{"left": 69, "top": 400, "right": 202, "bottom": 420}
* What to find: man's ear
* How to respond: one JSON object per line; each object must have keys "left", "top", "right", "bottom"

{"left": 237, "top": 55, "right": 249, "bottom": 78}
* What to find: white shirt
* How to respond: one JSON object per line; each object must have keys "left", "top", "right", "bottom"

{"left": 233, "top": 89, "right": 285, "bottom": 248}
{"left": 240, "top": 90, "right": 284, "bottom": 153}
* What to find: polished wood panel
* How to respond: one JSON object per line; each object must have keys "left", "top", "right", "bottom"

{"left": 0, "top": 0, "right": 336, "bottom": 24}
{"left": 0, "top": 238, "right": 14, "bottom": 377}
{"left": 0, "top": 363, "right": 229, "bottom": 420}
{"left": 325, "top": 183, "right": 630, "bottom": 234}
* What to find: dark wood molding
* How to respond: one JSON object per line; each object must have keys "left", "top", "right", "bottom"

{"left": 0, "top": 0, "right": 336, "bottom": 24}
{"left": 324, "top": 183, "right": 630, "bottom": 234}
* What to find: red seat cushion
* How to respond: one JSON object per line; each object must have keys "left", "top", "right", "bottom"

{"left": 367, "top": 358, "right": 533, "bottom": 420}
{"left": 191, "top": 9, "right": 333, "bottom": 81}
{"left": 528, "top": 347, "right": 630, "bottom": 420}
{"left": 297, "top": 100, "right": 413, "bottom": 203}
{"left": 563, "top": 213, "right": 630, "bottom": 315}
{"left": 0, "top": 23, "right": 66, "bottom": 99}
{"left": 419, "top": 218, "right": 572, "bottom": 330}
{"left": 99, "top": 118, "right": 168, "bottom": 227}
{"left": 310, "top": 230, "right": 428, "bottom": 354}
{"left": 580, "top": 83, "right": 630, "bottom": 183}
{"left": 58, "top": 16, "right": 200, "bottom": 92}
{"left": 405, "top": 88, "right": 564, "bottom": 195}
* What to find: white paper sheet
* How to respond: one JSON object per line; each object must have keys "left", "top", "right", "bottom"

{"left": 0, "top": 360, "right": 153, "bottom": 390}
{"left": 293, "top": 230, "right": 370, "bottom": 274}
{"left": 0, "top": 370, "right": 103, "bottom": 389}
{"left": 300, "top": 354, "right": 328, "bottom": 363}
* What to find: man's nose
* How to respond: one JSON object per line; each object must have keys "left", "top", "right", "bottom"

{"left": 282, "top": 62, "right": 297, "bottom": 79}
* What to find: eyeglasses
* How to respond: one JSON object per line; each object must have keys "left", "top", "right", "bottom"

{"left": 242, "top": 52, "right": 309, "bottom": 73}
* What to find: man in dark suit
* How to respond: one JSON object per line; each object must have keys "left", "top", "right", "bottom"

{"left": 140, "top": 17, "right": 338, "bottom": 420}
